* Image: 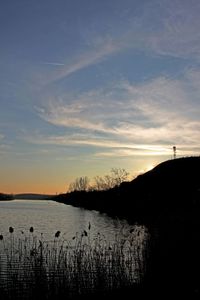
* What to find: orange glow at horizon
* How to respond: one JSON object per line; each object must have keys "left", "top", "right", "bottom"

{"left": 1, "top": 184, "right": 63, "bottom": 196}
{"left": 0, "top": 157, "right": 165, "bottom": 195}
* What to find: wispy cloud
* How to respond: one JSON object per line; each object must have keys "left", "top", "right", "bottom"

{"left": 23, "top": 132, "right": 174, "bottom": 155}
{"left": 41, "top": 62, "right": 65, "bottom": 66}
{"left": 33, "top": 69, "right": 200, "bottom": 157}
{"left": 24, "top": 130, "right": 200, "bottom": 158}
{"left": 138, "top": 0, "right": 200, "bottom": 59}
{"left": 37, "top": 101, "right": 109, "bottom": 133}
{"left": 0, "top": 134, "right": 11, "bottom": 156}
{"left": 45, "top": 38, "right": 123, "bottom": 84}
{"left": 36, "top": 69, "right": 200, "bottom": 142}
{"left": 23, "top": 1, "right": 200, "bottom": 91}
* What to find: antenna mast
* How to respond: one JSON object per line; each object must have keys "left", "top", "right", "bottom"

{"left": 173, "top": 146, "right": 176, "bottom": 159}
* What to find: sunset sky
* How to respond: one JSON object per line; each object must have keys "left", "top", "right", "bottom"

{"left": 1, "top": 0, "right": 200, "bottom": 194}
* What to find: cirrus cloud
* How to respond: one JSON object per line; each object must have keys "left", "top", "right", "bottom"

{"left": 33, "top": 69, "right": 200, "bottom": 157}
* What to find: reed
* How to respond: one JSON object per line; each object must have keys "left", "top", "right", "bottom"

{"left": 0, "top": 224, "right": 149, "bottom": 299}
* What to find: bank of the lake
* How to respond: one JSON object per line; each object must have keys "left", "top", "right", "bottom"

{"left": 52, "top": 157, "right": 200, "bottom": 297}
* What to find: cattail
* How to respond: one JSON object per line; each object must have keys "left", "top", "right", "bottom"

{"left": 0, "top": 234, "right": 3, "bottom": 240}
{"left": 88, "top": 222, "right": 91, "bottom": 230}
{"left": 9, "top": 227, "right": 14, "bottom": 233}
{"left": 55, "top": 231, "right": 61, "bottom": 238}
{"left": 30, "top": 249, "right": 36, "bottom": 256}
{"left": 29, "top": 226, "right": 34, "bottom": 233}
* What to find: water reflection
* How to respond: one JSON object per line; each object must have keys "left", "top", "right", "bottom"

{"left": 0, "top": 200, "right": 145, "bottom": 242}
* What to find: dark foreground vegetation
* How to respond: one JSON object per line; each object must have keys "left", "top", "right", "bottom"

{"left": 53, "top": 157, "right": 200, "bottom": 298}
{"left": 0, "top": 225, "right": 149, "bottom": 300}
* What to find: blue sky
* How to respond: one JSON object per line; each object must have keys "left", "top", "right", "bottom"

{"left": 1, "top": 0, "right": 200, "bottom": 193}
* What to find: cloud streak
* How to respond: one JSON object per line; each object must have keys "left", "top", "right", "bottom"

{"left": 45, "top": 38, "right": 124, "bottom": 84}
{"left": 150, "top": 0, "right": 200, "bottom": 59}
{"left": 34, "top": 69, "right": 200, "bottom": 157}
{"left": 30, "top": 1, "right": 200, "bottom": 89}
{"left": 24, "top": 130, "right": 200, "bottom": 158}
{"left": 42, "top": 62, "right": 65, "bottom": 66}
{"left": 0, "top": 135, "right": 11, "bottom": 156}
{"left": 121, "top": 0, "right": 200, "bottom": 60}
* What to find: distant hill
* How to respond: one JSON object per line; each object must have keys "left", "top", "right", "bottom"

{"left": 14, "top": 193, "right": 53, "bottom": 200}
{"left": 53, "top": 156, "right": 200, "bottom": 221}
{"left": 0, "top": 193, "right": 14, "bottom": 201}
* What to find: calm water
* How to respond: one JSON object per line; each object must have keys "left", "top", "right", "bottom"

{"left": 0, "top": 199, "right": 147, "bottom": 242}
{"left": 0, "top": 199, "right": 150, "bottom": 298}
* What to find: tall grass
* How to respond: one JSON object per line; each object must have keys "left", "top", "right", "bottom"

{"left": 0, "top": 224, "right": 149, "bottom": 299}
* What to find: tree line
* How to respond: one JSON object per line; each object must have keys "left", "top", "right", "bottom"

{"left": 68, "top": 168, "right": 129, "bottom": 192}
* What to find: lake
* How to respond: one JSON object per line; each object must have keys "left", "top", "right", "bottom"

{"left": 0, "top": 199, "right": 149, "bottom": 298}
{"left": 0, "top": 199, "right": 148, "bottom": 241}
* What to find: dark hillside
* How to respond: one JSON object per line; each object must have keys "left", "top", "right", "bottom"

{"left": 53, "top": 157, "right": 200, "bottom": 297}
{"left": 53, "top": 156, "right": 200, "bottom": 222}
{"left": 131, "top": 156, "right": 200, "bottom": 191}
{"left": 119, "top": 156, "right": 200, "bottom": 217}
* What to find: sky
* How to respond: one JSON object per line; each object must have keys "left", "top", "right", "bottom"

{"left": 1, "top": 0, "right": 200, "bottom": 194}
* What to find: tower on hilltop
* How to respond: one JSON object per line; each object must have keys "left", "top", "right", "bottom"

{"left": 173, "top": 146, "right": 177, "bottom": 159}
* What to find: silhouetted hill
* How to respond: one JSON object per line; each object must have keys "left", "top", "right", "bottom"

{"left": 53, "top": 157, "right": 200, "bottom": 296}
{"left": 129, "top": 155, "right": 200, "bottom": 193}
{"left": 119, "top": 156, "right": 200, "bottom": 215}
{"left": 14, "top": 193, "right": 53, "bottom": 200}
{"left": 53, "top": 157, "right": 200, "bottom": 222}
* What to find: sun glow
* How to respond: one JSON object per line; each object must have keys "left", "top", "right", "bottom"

{"left": 137, "top": 164, "right": 155, "bottom": 176}
{"left": 146, "top": 164, "right": 155, "bottom": 171}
